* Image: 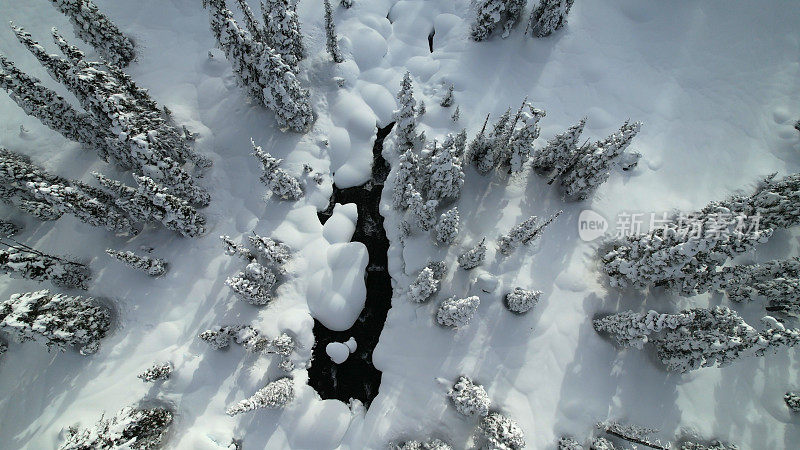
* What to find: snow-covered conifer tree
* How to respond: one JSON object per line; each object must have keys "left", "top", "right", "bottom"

{"left": 440, "top": 83, "right": 454, "bottom": 107}
{"left": 453, "top": 128, "right": 467, "bottom": 159}
{"left": 59, "top": 406, "right": 173, "bottom": 450}
{"left": 235, "top": 0, "right": 266, "bottom": 42}
{"left": 138, "top": 362, "right": 173, "bottom": 382}
{"left": 220, "top": 232, "right": 290, "bottom": 305}
{"left": 49, "top": 0, "right": 135, "bottom": 66}
{"left": 437, "top": 296, "right": 480, "bottom": 328}
{"left": 392, "top": 150, "right": 419, "bottom": 210}
{"left": 501, "top": 104, "right": 546, "bottom": 174}
{"left": 28, "top": 180, "right": 133, "bottom": 233}
{"left": 221, "top": 235, "right": 255, "bottom": 260}
{"left": 262, "top": 0, "right": 305, "bottom": 65}
{"left": 105, "top": 248, "right": 167, "bottom": 277}
{"left": 0, "top": 242, "right": 91, "bottom": 289}
{"left": 595, "top": 307, "right": 800, "bottom": 372}
{"left": 558, "top": 437, "right": 583, "bottom": 450}
{"left": 711, "top": 172, "right": 800, "bottom": 230}
{"left": 340, "top": 0, "right": 354, "bottom": 8}
{"left": 248, "top": 233, "right": 292, "bottom": 268}
{"left": 447, "top": 376, "right": 491, "bottom": 418}
{"left": 434, "top": 207, "right": 459, "bottom": 245}
{"left": 0, "top": 220, "right": 20, "bottom": 237}
{"left": 199, "top": 325, "right": 237, "bottom": 349}
{"left": 497, "top": 210, "right": 562, "bottom": 255}
{"left": 561, "top": 121, "right": 642, "bottom": 199}
{"left": 427, "top": 139, "right": 465, "bottom": 201}
{"left": 590, "top": 437, "right": 619, "bottom": 450}
{"left": 226, "top": 263, "right": 277, "bottom": 305}
{"left": 532, "top": 117, "right": 586, "bottom": 174}
{"left": 479, "top": 412, "right": 526, "bottom": 450}
{"left": 252, "top": 139, "right": 304, "bottom": 200}
{"left": 470, "top": 110, "right": 510, "bottom": 174}
{"left": 452, "top": 105, "right": 460, "bottom": 122}
{"left": 458, "top": 238, "right": 486, "bottom": 270}
{"left": 472, "top": 0, "right": 527, "bottom": 41}
{"left": 527, "top": 0, "right": 575, "bottom": 38}
{"left": 408, "top": 267, "right": 439, "bottom": 303}
{"left": 713, "top": 257, "right": 799, "bottom": 316}
{"left": 785, "top": 392, "right": 800, "bottom": 412}
{"left": 393, "top": 72, "right": 424, "bottom": 152}
{"left": 505, "top": 287, "right": 542, "bottom": 314}
{"left": 323, "top": 0, "right": 344, "bottom": 63}
{"left": 0, "top": 290, "right": 110, "bottom": 354}
{"left": 407, "top": 188, "right": 438, "bottom": 231}
{"left": 395, "top": 439, "right": 453, "bottom": 450}
{"left": 226, "top": 377, "right": 294, "bottom": 415}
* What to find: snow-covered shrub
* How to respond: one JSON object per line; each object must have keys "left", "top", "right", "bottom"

{"left": 226, "top": 377, "right": 294, "bottom": 416}
{"left": 479, "top": 412, "right": 525, "bottom": 450}
{"left": 527, "top": 0, "right": 575, "bottom": 38}
{"left": 557, "top": 436, "right": 583, "bottom": 450}
{"left": 532, "top": 118, "right": 586, "bottom": 174}
{"left": 252, "top": 139, "right": 304, "bottom": 200}
{"left": 437, "top": 296, "right": 480, "bottom": 328}
{"left": 0, "top": 220, "right": 21, "bottom": 237}
{"left": 59, "top": 406, "right": 173, "bottom": 450}
{"left": 504, "top": 288, "right": 541, "bottom": 314}
{"left": 458, "top": 238, "right": 486, "bottom": 270}
{"left": 49, "top": 0, "right": 135, "bottom": 66}
{"left": 395, "top": 438, "right": 453, "bottom": 450}
{"left": 447, "top": 376, "right": 491, "bottom": 418}
{"left": 434, "top": 207, "right": 460, "bottom": 245}
{"left": 199, "top": 325, "right": 237, "bottom": 349}
{"left": 0, "top": 244, "right": 91, "bottom": 289}
{"left": 561, "top": 121, "right": 642, "bottom": 200}
{"left": 497, "top": 211, "right": 561, "bottom": 255}
{"left": 785, "top": 391, "right": 800, "bottom": 412}
{"left": 409, "top": 267, "right": 440, "bottom": 303}
{"left": 472, "top": 0, "right": 527, "bottom": 41}
{"left": 324, "top": 0, "right": 343, "bottom": 63}
{"left": 393, "top": 72, "right": 424, "bottom": 153}
{"left": 441, "top": 84, "right": 454, "bottom": 107}
{"left": 138, "top": 362, "right": 172, "bottom": 382}
{"left": 106, "top": 249, "right": 167, "bottom": 277}
{"left": 595, "top": 307, "right": 800, "bottom": 372}
{"left": 0, "top": 290, "right": 110, "bottom": 354}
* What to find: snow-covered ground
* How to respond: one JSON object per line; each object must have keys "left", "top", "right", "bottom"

{"left": 1, "top": 0, "right": 799, "bottom": 449}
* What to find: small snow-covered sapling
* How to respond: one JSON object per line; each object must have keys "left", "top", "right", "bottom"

{"left": 106, "top": 248, "right": 168, "bottom": 277}
{"left": 138, "top": 362, "right": 173, "bottom": 382}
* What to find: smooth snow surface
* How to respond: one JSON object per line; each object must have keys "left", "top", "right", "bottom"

{"left": 0, "top": 1, "right": 799, "bottom": 449}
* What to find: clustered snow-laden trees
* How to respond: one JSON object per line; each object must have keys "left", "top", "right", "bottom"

{"left": 600, "top": 172, "right": 800, "bottom": 296}
{"left": 203, "top": 0, "right": 314, "bottom": 132}
{"left": 251, "top": 139, "right": 304, "bottom": 200}
{"left": 105, "top": 248, "right": 167, "bottom": 277}
{"left": 0, "top": 289, "right": 111, "bottom": 355}
{"left": 9, "top": 26, "right": 210, "bottom": 201}
{"left": 447, "top": 376, "right": 491, "bottom": 418}
{"left": 220, "top": 233, "right": 291, "bottom": 305}
{"left": 0, "top": 240, "right": 91, "bottom": 289}
{"left": 49, "top": 0, "right": 136, "bottom": 67}
{"left": 199, "top": 324, "right": 296, "bottom": 370}
{"left": 593, "top": 307, "right": 800, "bottom": 373}
{"left": 471, "top": 0, "right": 528, "bottom": 41}
{"left": 226, "top": 377, "right": 294, "bottom": 416}
{"left": 59, "top": 405, "right": 173, "bottom": 450}
{"left": 526, "top": 0, "right": 576, "bottom": 38}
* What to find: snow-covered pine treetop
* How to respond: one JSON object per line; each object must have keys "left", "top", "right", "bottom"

{"left": 532, "top": 117, "right": 586, "bottom": 174}
{"left": 59, "top": 406, "right": 173, "bottom": 450}
{"left": 458, "top": 238, "right": 487, "bottom": 270}
{"left": 497, "top": 210, "right": 562, "bottom": 255}
{"left": 447, "top": 376, "right": 491, "bottom": 418}
{"left": 392, "top": 149, "right": 420, "bottom": 210}
{"left": 501, "top": 102, "right": 546, "bottom": 174}
{"left": 437, "top": 295, "right": 480, "bottom": 328}
{"left": 479, "top": 412, "right": 526, "bottom": 450}
{"left": 226, "top": 377, "right": 295, "bottom": 416}
{"left": 408, "top": 266, "right": 440, "bottom": 303}
{"left": 49, "top": 0, "right": 136, "bottom": 67}
{"left": 434, "top": 206, "right": 460, "bottom": 245}
{"left": 138, "top": 362, "right": 173, "bottom": 382}
{"left": 0, "top": 289, "right": 111, "bottom": 355}
{"left": 707, "top": 171, "right": 800, "bottom": 230}
{"left": 252, "top": 139, "right": 304, "bottom": 201}
{"left": 505, "top": 287, "right": 541, "bottom": 314}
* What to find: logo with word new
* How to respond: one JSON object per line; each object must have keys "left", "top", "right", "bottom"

{"left": 578, "top": 209, "right": 608, "bottom": 241}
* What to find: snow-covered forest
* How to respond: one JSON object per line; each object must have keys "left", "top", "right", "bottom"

{"left": 0, "top": 1, "right": 799, "bottom": 449}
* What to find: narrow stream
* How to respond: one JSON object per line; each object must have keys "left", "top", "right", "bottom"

{"left": 309, "top": 122, "right": 395, "bottom": 406}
